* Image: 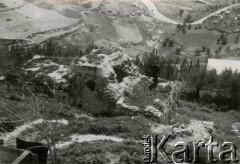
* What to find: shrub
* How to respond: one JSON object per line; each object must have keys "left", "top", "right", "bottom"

{"left": 200, "top": 92, "right": 214, "bottom": 103}
{"left": 9, "top": 94, "right": 22, "bottom": 102}
{"left": 0, "top": 118, "right": 15, "bottom": 133}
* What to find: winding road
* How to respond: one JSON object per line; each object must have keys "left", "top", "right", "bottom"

{"left": 192, "top": 3, "right": 240, "bottom": 25}
{"left": 140, "top": 0, "right": 240, "bottom": 25}
{"left": 140, "top": 0, "right": 179, "bottom": 24}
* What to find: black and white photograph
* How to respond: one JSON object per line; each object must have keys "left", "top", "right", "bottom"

{"left": 0, "top": 0, "right": 240, "bottom": 163}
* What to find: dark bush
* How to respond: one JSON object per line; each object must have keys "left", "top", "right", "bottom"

{"left": 200, "top": 92, "right": 214, "bottom": 103}
{"left": 9, "top": 94, "right": 22, "bottom": 102}
{"left": 0, "top": 118, "right": 15, "bottom": 133}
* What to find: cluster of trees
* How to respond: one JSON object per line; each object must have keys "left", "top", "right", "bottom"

{"left": 178, "top": 11, "right": 193, "bottom": 23}
{"left": 232, "top": 0, "right": 240, "bottom": 4}
{"left": 176, "top": 23, "right": 199, "bottom": 34}
{"left": 1, "top": 40, "right": 96, "bottom": 70}
{"left": 135, "top": 49, "right": 240, "bottom": 111}
{"left": 194, "top": 25, "right": 203, "bottom": 30}
{"left": 176, "top": 24, "right": 187, "bottom": 33}
{"left": 182, "top": 64, "right": 240, "bottom": 111}
{"left": 184, "top": 0, "right": 238, "bottom": 25}
{"left": 194, "top": 46, "right": 211, "bottom": 56}
{"left": 40, "top": 40, "right": 96, "bottom": 57}
{"left": 134, "top": 50, "right": 179, "bottom": 81}
{"left": 179, "top": 9, "right": 184, "bottom": 17}
{"left": 202, "top": 2, "right": 234, "bottom": 14}
{"left": 184, "top": 14, "right": 193, "bottom": 24}
{"left": 162, "top": 38, "right": 175, "bottom": 47}
{"left": 217, "top": 33, "right": 228, "bottom": 45}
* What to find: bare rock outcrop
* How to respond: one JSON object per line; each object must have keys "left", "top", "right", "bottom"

{"left": 67, "top": 50, "right": 140, "bottom": 115}
{"left": 19, "top": 49, "right": 178, "bottom": 122}
{"left": 67, "top": 50, "right": 178, "bottom": 123}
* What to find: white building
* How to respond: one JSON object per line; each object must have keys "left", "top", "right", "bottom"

{"left": 207, "top": 59, "right": 240, "bottom": 74}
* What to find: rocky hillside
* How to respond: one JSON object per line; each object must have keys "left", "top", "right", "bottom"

{"left": 20, "top": 48, "right": 178, "bottom": 123}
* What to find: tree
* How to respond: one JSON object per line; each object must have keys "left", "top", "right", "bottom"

{"left": 182, "top": 27, "right": 186, "bottom": 34}
{"left": 134, "top": 49, "right": 178, "bottom": 81}
{"left": 168, "top": 39, "right": 174, "bottom": 47}
{"left": 162, "top": 38, "right": 170, "bottom": 47}
{"left": 234, "top": 34, "right": 240, "bottom": 44}
{"left": 229, "top": 71, "right": 240, "bottom": 110}
{"left": 187, "top": 24, "right": 192, "bottom": 30}
{"left": 183, "top": 66, "right": 207, "bottom": 99}
{"left": 206, "top": 69, "right": 218, "bottom": 89}
{"left": 206, "top": 48, "right": 211, "bottom": 57}
{"left": 229, "top": 71, "right": 240, "bottom": 109}
{"left": 184, "top": 14, "right": 193, "bottom": 23}
{"left": 176, "top": 24, "right": 182, "bottom": 32}
{"left": 195, "top": 49, "right": 201, "bottom": 56}
{"left": 176, "top": 24, "right": 187, "bottom": 33}
{"left": 179, "top": 58, "right": 189, "bottom": 79}
{"left": 201, "top": 46, "right": 207, "bottom": 52}
{"left": 45, "top": 40, "right": 55, "bottom": 56}
{"left": 175, "top": 47, "right": 181, "bottom": 54}
{"left": 215, "top": 48, "right": 221, "bottom": 56}
{"left": 218, "top": 69, "right": 240, "bottom": 110}
{"left": 219, "top": 33, "right": 228, "bottom": 45}
{"left": 137, "top": 49, "right": 161, "bottom": 77}
{"left": 222, "top": 36, "right": 228, "bottom": 45}
{"left": 179, "top": 9, "right": 184, "bottom": 17}
{"left": 163, "top": 60, "right": 176, "bottom": 80}
{"left": 219, "top": 69, "right": 233, "bottom": 90}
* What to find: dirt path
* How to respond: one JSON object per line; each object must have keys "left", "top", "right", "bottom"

{"left": 28, "top": 21, "right": 82, "bottom": 45}
{"left": 0, "top": 118, "right": 124, "bottom": 150}
{"left": 140, "top": 0, "right": 179, "bottom": 24}
{"left": 0, "top": 3, "right": 25, "bottom": 12}
{"left": 56, "top": 134, "right": 124, "bottom": 148}
{"left": 140, "top": 0, "right": 240, "bottom": 25}
{"left": 192, "top": 3, "right": 240, "bottom": 25}
{"left": 0, "top": 119, "right": 69, "bottom": 145}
